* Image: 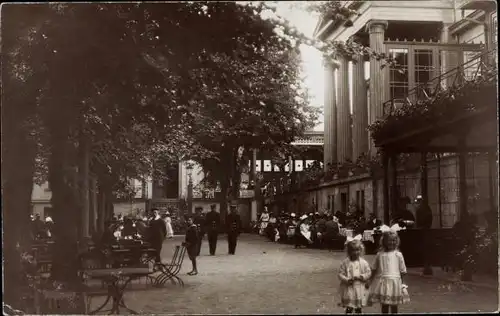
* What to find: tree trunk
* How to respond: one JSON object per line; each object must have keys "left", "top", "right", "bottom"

{"left": 2, "top": 128, "right": 37, "bottom": 306}
{"left": 49, "top": 133, "right": 80, "bottom": 287}
{"left": 78, "top": 135, "right": 90, "bottom": 241}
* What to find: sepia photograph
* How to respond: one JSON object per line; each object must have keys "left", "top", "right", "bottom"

{"left": 1, "top": 1, "right": 498, "bottom": 314}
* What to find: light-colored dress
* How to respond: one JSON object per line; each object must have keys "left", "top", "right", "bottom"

{"left": 259, "top": 213, "right": 270, "bottom": 235}
{"left": 368, "top": 250, "right": 410, "bottom": 306}
{"left": 165, "top": 217, "right": 174, "bottom": 238}
{"left": 338, "top": 258, "right": 372, "bottom": 308}
{"left": 300, "top": 223, "right": 312, "bottom": 242}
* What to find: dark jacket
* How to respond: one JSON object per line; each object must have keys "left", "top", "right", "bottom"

{"left": 149, "top": 218, "right": 167, "bottom": 243}
{"left": 366, "top": 218, "right": 382, "bottom": 230}
{"left": 416, "top": 203, "right": 433, "bottom": 229}
{"left": 205, "top": 211, "right": 221, "bottom": 233}
{"left": 185, "top": 224, "right": 199, "bottom": 248}
{"left": 194, "top": 214, "right": 206, "bottom": 234}
{"left": 325, "top": 220, "right": 340, "bottom": 237}
{"left": 226, "top": 213, "right": 242, "bottom": 234}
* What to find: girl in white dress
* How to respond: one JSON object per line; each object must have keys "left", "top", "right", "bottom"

{"left": 367, "top": 231, "right": 410, "bottom": 314}
{"left": 338, "top": 238, "right": 371, "bottom": 314}
{"left": 165, "top": 212, "right": 174, "bottom": 238}
{"left": 259, "top": 208, "right": 270, "bottom": 235}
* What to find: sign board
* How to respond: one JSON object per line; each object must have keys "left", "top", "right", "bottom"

{"left": 240, "top": 189, "right": 255, "bottom": 199}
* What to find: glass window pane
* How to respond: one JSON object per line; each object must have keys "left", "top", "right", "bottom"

{"left": 294, "top": 160, "right": 303, "bottom": 172}
{"left": 263, "top": 160, "right": 272, "bottom": 172}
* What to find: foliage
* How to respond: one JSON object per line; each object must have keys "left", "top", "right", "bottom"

{"left": 368, "top": 64, "right": 497, "bottom": 144}
{"left": 457, "top": 227, "right": 498, "bottom": 275}
{"left": 255, "top": 1, "right": 399, "bottom": 67}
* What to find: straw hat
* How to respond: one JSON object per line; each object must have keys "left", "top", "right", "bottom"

{"left": 300, "top": 214, "right": 308, "bottom": 221}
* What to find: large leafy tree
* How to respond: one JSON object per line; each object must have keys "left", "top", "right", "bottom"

{"left": 2, "top": 1, "right": 387, "bottom": 303}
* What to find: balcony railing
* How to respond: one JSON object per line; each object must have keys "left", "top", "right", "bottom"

{"left": 383, "top": 48, "right": 497, "bottom": 117}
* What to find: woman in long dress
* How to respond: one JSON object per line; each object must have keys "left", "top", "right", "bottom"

{"left": 259, "top": 207, "right": 270, "bottom": 235}
{"left": 165, "top": 212, "right": 174, "bottom": 238}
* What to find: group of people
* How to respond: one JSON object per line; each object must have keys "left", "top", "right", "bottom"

{"left": 98, "top": 208, "right": 175, "bottom": 264}
{"left": 30, "top": 214, "right": 54, "bottom": 240}
{"left": 258, "top": 207, "right": 388, "bottom": 251}
{"left": 338, "top": 229, "right": 410, "bottom": 314}
{"left": 183, "top": 203, "right": 243, "bottom": 276}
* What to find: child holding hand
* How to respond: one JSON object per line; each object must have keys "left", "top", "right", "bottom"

{"left": 367, "top": 231, "right": 410, "bottom": 314}
{"left": 338, "top": 238, "right": 372, "bottom": 314}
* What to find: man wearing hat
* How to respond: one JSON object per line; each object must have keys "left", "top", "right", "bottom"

{"left": 226, "top": 202, "right": 242, "bottom": 255}
{"left": 205, "top": 204, "right": 221, "bottom": 256}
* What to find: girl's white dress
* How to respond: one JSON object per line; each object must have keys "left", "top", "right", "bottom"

{"left": 165, "top": 217, "right": 174, "bottom": 238}
{"left": 259, "top": 213, "right": 270, "bottom": 235}
{"left": 300, "top": 223, "right": 312, "bottom": 242}
{"left": 368, "top": 250, "right": 410, "bottom": 306}
{"left": 338, "top": 258, "right": 371, "bottom": 308}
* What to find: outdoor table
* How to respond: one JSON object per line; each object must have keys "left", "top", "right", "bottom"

{"left": 84, "top": 267, "right": 152, "bottom": 315}
{"left": 339, "top": 228, "right": 353, "bottom": 238}
{"left": 362, "top": 230, "right": 374, "bottom": 243}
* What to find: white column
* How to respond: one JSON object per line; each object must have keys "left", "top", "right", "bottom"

{"left": 352, "top": 56, "right": 369, "bottom": 159}
{"left": 323, "top": 60, "right": 338, "bottom": 169}
{"left": 336, "top": 57, "right": 352, "bottom": 163}
{"left": 366, "top": 20, "right": 388, "bottom": 154}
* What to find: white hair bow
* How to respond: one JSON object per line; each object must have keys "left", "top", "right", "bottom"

{"left": 345, "top": 234, "right": 362, "bottom": 245}
{"left": 379, "top": 224, "right": 406, "bottom": 232}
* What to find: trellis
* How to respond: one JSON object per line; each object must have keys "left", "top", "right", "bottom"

{"left": 375, "top": 47, "right": 497, "bottom": 225}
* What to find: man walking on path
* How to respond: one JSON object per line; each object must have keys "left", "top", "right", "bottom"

{"left": 194, "top": 207, "right": 206, "bottom": 256}
{"left": 226, "top": 203, "right": 243, "bottom": 255}
{"left": 205, "top": 204, "right": 221, "bottom": 256}
{"left": 149, "top": 208, "right": 167, "bottom": 264}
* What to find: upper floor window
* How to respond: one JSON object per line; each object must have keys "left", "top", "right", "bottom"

{"left": 388, "top": 48, "right": 409, "bottom": 104}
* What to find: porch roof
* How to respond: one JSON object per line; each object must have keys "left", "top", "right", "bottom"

{"left": 372, "top": 48, "right": 497, "bottom": 153}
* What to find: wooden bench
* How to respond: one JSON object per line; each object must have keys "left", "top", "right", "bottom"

{"left": 152, "top": 245, "right": 187, "bottom": 287}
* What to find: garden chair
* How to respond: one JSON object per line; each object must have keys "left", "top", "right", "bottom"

{"left": 152, "top": 245, "right": 187, "bottom": 287}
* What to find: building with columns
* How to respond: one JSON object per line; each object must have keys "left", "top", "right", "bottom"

{"left": 309, "top": 0, "right": 497, "bottom": 227}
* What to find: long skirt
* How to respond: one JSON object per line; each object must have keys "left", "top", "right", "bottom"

{"left": 166, "top": 223, "right": 174, "bottom": 238}
{"left": 259, "top": 222, "right": 268, "bottom": 235}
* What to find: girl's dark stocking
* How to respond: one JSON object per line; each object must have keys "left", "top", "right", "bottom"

{"left": 381, "top": 305, "right": 398, "bottom": 314}
{"left": 191, "top": 258, "right": 197, "bottom": 272}
{"left": 381, "top": 305, "right": 389, "bottom": 314}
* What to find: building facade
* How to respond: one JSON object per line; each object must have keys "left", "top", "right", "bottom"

{"left": 307, "top": 0, "right": 497, "bottom": 227}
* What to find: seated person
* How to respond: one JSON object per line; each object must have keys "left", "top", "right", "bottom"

{"left": 100, "top": 221, "right": 116, "bottom": 245}
{"left": 122, "top": 217, "right": 137, "bottom": 238}
{"left": 365, "top": 213, "right": 382, "bottom": 230}
{"left": 324, "top": 214, "right": 341, "bottom": 250}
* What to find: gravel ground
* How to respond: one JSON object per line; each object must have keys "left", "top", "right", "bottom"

{"left": 90, "top": 234, "right": 498, "bottom": 314}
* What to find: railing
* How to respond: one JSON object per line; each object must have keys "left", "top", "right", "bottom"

{"left": 383, "top": 48, "right": 497, "bottom": 117}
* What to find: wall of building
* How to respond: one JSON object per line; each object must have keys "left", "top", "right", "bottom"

{"left": 458, "top": 24, "right": 485, "bottom": 44}
{"left": 32, "top": 183, "right": 52, "bottom": 202}
{"left": 295, "top": 154, "right": 493, "bottom": 228}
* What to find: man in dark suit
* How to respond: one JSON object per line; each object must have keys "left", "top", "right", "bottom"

{"left": 205, "top": 204, "right": 221, "bottom": 256}
{"left": 194, "top": 207, "right": 206, "bottom": 256}
{"left": 184, "top": 216, "right": 199, "bottom": 275}
{"left": 148, "top": 208, "right": 167, "bottom": 263}
{"left": 226, "top": 204, "right": 242, "bottom": 255}
{"left": 366, "top": 213, "right": 382, "bottom": 230}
